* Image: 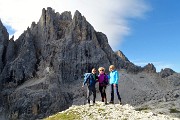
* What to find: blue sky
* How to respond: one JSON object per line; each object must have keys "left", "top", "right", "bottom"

{"left": 0, "top": 0, "right": 179, "bottom": 72}
{"left": 120, "top": 0, "right": 180, "bottom": 72}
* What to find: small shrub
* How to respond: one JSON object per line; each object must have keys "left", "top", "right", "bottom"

{"left": 169, "top": 108, "right": 180, "bottom": 113}
{"left": 98, "top": 108, "right": 105, "bottom": 113}
{"left": 135, "top": 106, "right": 150, "bottom": 111}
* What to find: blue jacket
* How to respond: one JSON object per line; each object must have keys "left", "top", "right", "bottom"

{"left": 109, "top": 70, "right": 119, "bottom": 84}
{"left": 83, "top": 73, "right": 97, "bottom": 87}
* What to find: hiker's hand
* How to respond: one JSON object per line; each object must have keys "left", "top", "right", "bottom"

{"left": 82, "top": 85, "right": 84, "bottom": 88}
{"left": 113, "top": 84, "right": 116, "bottom": 87}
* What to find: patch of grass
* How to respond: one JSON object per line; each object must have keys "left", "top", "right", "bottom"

{"left": 98, "top": 108, "right": 105, "bottom": 113}
{"left": 135, "top": 106, "right": 150, "bottom": 111}
{"left": 158, "top": 112, "right": 163, "bottom": 114}
{"left": 169, "top": 108, "right": 180, "bottom": 113}
{"left": 44, "top": 111, "right": 80, "bottom": 120}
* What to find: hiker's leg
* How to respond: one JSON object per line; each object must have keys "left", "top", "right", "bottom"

{"left": 92, "top": 87, "right": 96, "bottom": 103}
{"left": 115, "top": 84, "right": 121, "bottom": 102}
{"left": 103, "top": 86, "right": 107, "bottom": 104}
{"left": 87, "top": 87, "right": 92, "bottom": 104}
{"left": 99, "top": 86, "right": 104, "bottom": 102}
{"left": 110, "top": 84, "right": 114, "bottom": 102}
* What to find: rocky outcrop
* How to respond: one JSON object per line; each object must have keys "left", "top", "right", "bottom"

{"left": 116, "top": 50, "right": 129, "bottom": 62}
{"left": 45, "top": 102, "right": 180, "bottom": 120}
{"left": 0, "top": 19, "right": 9, "bottom": 73}
{"left": 160, "top": 68, "right": 176, "bottom": 78}
{"left": 143, "top": 63, "right": 156, "bottom": 73}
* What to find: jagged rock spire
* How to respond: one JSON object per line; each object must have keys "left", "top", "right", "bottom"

{"left": 116, "top": 50, "right": 129, "bottom": 62}
{"left": 0, "top": 19, "right": 9, "bottom": 72}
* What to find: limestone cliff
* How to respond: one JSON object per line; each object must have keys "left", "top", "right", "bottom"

{"left": 0, "top": 8, "right": 128, "bottom": 120}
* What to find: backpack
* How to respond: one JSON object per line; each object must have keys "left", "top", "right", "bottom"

{"left": 84, "top": 73, "right": 92, "bottom": 86}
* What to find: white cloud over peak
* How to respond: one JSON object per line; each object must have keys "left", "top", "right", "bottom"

{"left": 0, "top": 0, "right": 150, "bottom": 49}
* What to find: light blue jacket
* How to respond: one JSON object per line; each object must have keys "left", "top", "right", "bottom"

{"left": 109, "top": 70, "right": 119, "bottom": 84}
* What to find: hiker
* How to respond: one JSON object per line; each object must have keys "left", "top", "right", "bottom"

{"left": 82, "top": 68, "right": 98, "bottom": 105}
{"left": 109, "top": 65, "right": 122, "bottom": 104}
{"left": 98, "top": 67, "right": 109, "bottom": 105}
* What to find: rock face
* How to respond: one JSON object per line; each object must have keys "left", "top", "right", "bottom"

{"left": 0, "top": 8, "right": 128, "bottom": 120}
{"left": 143, "top": 63, "right": 156, "bottom": 73}
{"left": 0, "top": 19, "right": 9, "bottom": 73}
{"left": 160, "top": 68, "right": 176, "bottom": 78}
{"left": 116, "top": 50, "right": 129, "bottom": 62}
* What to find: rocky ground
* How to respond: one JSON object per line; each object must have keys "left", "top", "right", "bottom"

{"left": 44, "top": 101, "right": 180, "bottom": 120}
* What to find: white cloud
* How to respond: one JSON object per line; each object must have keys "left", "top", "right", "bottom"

{"left": 0, "top": 0, "right": 149, "bottom": 49}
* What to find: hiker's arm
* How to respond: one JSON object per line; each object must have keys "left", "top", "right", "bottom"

{"left": 106, "top": 75, "right": 109, "bottom": 85}
{"left": 82, "top": 79, "right": 86, "bottom": 87}
{"left": 114, "top": 71, "right": 119, "bottom": 84}
{"left": 83, "top": 75, "right": 89, "bottom": 86}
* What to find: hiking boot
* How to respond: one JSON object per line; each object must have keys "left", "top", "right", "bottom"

{"left": 102, "top": 98, "right": 104, "bottom": 102}
{"left": 109, "top": 101, "right": 114, "bottom": 104}
{"left": 105, "top": 98, "right": 107, "bottom": 105}
{"left": 103, "top": 102, "right": 108, "bottom": 105}
{"left": 119, "top": 101, "right": 122, "bottom": 105}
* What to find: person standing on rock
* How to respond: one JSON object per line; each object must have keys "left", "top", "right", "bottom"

{"left": 98, "top": 67, "right": 109, "bottom": 105}
{"left": 109, "top": 65, "right": 122, "bottom": 104}
{"left": 82, "top": 68, "right": 98, "bottom": 105}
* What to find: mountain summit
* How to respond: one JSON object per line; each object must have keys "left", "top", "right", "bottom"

{"left": 44, "top": 102, "right": 180, "bottom": 120}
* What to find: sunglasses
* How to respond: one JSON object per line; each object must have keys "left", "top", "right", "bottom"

{"left": 100, "top": 70, "right": 104, "bottom": 71}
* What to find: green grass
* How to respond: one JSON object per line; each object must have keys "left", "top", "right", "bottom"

{"left": 44, "top": 111, "right": 80, "bottom": 120}
{"left": 169, "top": 108, "right": 180, "bottom": 113}
{"left": 98, "top": 108, "right": 105, "bottom": 113}
{"left": 135, "top": 106, "right": 150, "bottom": 111}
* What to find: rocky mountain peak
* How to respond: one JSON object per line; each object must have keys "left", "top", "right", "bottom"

{"left": 73, "top": 10, "right": 84, "bottom": 20}
{"left": 0, "top": 19, "right": 9, "bottom": 45}
{"left": 160, "top": 68, "right": 176, "bottom": 78}
{"left": 60, "top": 11, "right": 72, "bottom": 21}
{"left": 143, "top": 63, "right": 156, "bottom": 73}
{"left": 0, "top": 19, "right": 9, "bottom": 73}
{"left": 116, "top": 50, "right": 129, "bottom": 62}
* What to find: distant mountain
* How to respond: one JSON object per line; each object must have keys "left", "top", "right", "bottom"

{"left": 0, "top": 7, "right": 179, "bottom": 120}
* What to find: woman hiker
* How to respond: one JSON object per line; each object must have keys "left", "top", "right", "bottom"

{"left": 109, "top": 65, "right": 122, "bottom": 104}
{"left": 82, "top": 68, "right": 98, "bottom": 105}
{"left": 98, "top": 67, "right": 109, "bottom": 105}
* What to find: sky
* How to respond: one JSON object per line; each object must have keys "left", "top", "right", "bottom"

{"left": 0, "top": 0, "right": 179, "bottom": 72}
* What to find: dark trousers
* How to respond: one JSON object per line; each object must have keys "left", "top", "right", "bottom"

{"left": 99, "top": 86, "right": 107, "bottom": 100}
{"left": 110, "top": 84, "right": 121, "bottom": 102}
{"left": 87, "top": 86, "right": 96, "bottom": 104}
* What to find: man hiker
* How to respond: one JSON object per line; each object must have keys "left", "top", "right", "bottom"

{"left": 109, "top": 65, "right": 122, "bottom": 104}
{"left": 82, "top": 68, "right": 98, "bottom": 105}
